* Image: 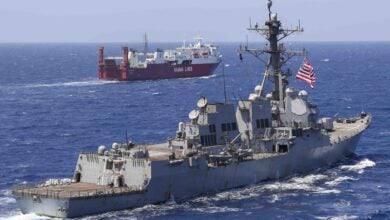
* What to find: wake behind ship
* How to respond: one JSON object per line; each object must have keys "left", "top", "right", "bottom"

{"left": 98, "top": 37, "right": 221, "bottom": 81}
{"left": 13, "top": 1, "right": 371, "bottom": 218}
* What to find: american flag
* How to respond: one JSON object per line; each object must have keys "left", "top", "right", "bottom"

{"left": 296, "top": 60, "right": 316, "bottom": 89}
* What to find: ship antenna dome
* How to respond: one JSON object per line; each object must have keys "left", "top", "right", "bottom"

{"left": 271, "top": 13, "right": 277, "bottom": 21}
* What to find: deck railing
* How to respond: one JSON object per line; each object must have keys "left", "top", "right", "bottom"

{"left": 12, "top": 185, "right": 145, "bottom": 199}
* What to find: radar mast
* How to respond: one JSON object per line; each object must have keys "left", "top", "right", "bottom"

{"left": 243, "top": 0, "right": 305, "bottom": 113}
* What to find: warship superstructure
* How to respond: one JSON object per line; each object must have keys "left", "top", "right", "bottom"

{"left": 98, "top": 36, "right": 221, "bottom": 81}
{"left": 12, "top": 1, "right": 371, "bottom": 218}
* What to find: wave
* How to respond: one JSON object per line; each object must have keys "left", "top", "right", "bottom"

{"left": 152, "top": 92, "right": 163, "bottom": 96}
{"left": 24, "top": 79, "right": 120, "bottom": 88}
{"left": 1, "top": 213, "right": 50, "bottom": 220}
{"left": 190, "top": 206, "right": 241, "bottom": 214}
{"left": 0, "top": 190, "right": 15, "bottom": 206}
{"left": 176, "top": 73, "right": 219, "bottom": 81}
{"left": 340, "top": 158, "right": 376, "bottom": 174}
{"left": 324, "top": 176, "right": 357, "bottom": 186}
{"left": 199, "top": 74, "right": 218, "bottom": 79}
{"left": 315, "top": 215, "right": 358, "bottom": 220}
{"left": 0, "top": 197, "right": 16, "bottom": 205}
{"left": 197, "top": 173, "right": 339, "bottom": 204}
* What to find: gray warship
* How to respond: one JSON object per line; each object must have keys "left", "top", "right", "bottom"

{"left": 12, "top": 1, "right": 371, "bottom": 218}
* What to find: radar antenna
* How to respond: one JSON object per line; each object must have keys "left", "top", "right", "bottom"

{"left": 267, "top": 0, "right": 272, "bottom": 19}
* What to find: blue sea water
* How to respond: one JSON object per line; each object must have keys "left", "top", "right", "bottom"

{"left": 0, "top": 42, "right": 389, "bottom": 219}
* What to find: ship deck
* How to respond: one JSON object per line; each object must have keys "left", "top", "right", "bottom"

{"left": 12, "top": 182, "right": 144, "bottom": 199}
{"left": 144, "top": 143, "right": 184, "bottom": 161}
{"left": 329, "top": 115, "right": 371, "bottom": 143}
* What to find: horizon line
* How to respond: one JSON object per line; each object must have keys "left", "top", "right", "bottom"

{"left": 0, "top": 40, "right": 390, "bottom": 44}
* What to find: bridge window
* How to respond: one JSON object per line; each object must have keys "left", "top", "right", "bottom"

{"left": 106, "top": 161, "right": 113, "bottom": 170}
{"left": 209, "top": 124, "right": 216, "bottom": 133}
{"left": 292, "top": 129, "right": 303, "bottom": 137}
{"left": 278, "top": 145, "right": 288, "bottom": 153}
{"left": 232, "top": 122, "right": 237, "bottom": 131}
{"left": 256, "top": 119, "right": 270, "bottom": 129}
{"left": 222, "top": 123, "right": 227, "bottom": 132}
{"left": 221, "top": 122, "right": 237, "bottom": 132}
{"left": 201, "top": 134, "right": 217, "bottom": 146}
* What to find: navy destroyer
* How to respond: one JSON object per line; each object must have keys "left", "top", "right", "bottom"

{"left": 12, "top": 1, "right": 371, "bottom": 218}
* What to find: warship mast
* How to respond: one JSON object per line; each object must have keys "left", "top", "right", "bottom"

{"left": 244, "top": 0, "right": 304, "bottom": 124}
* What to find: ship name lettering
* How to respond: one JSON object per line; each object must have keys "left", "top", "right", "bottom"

{"left": 174, "top": 67, "right": 192, "bottom": 72}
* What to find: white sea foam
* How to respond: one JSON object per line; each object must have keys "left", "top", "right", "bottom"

{"left": 0, "top": 197, "right": 16, "bottom": 205}
{"left": 313, "top": 189, "right": 341, "bottom": 194}
{"left": 321, "top": 58, "right": 330, "bottom": 62}
{"left": 24, "top": 79, "right": 119, "bottom": 88}
{"left": 261, "top": 174, "right": 328, "bottom": 192}
{"left": 0, "top": 190, "right": 16, "bottom": 206}
{"left": 199, "top": 74, "right": 218, "bottom": 79}
{"left": 207, "top": 173, "right": 339, "bottom": 203}
{"left": 291, "top": 174, "right": 328, "bottom": 185}
{"left": 268, "top": 194, "right": 280, "bottom": 203}
{"left": 191, "top": 206, "right": 241, "bottom": 214}
{"left": 324, "top": 176, "right": 357, "bottom": 186}
{"left": 0, "top": 213, "right": 50, "bottom": 220}
{"left": 340, "top": 158, "right": 376, "bottom": 174}
{"left": 316, "top": 215, "right": 358, "bottom": 220}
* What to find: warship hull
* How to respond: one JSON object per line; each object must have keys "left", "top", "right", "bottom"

{"left": 15, "top": 133, "right": 362, "bottom": 218}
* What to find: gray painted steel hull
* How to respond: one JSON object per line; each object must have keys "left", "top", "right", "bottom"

{"left": 15, "top": 134, "right": 361, "bottom": 218}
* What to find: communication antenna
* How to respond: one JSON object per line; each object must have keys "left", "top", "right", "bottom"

{"left": 222, "top": 64, "right": 228, "bottom": 104}
{"left": 143, "top": 32, "right": 148, "bottom": 53}
{"left": 125, "top": 131, "right": 129, "bottom": 147}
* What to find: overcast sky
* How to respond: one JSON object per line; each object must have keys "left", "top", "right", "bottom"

{"left": 1, "top": 0, "right": 389, "bottom": 43}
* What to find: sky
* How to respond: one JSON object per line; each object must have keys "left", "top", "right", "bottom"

{"left": 0, "top": 0, "right": 389, "bottom": 43}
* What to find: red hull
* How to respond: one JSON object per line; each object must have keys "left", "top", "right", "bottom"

{"left": 98, "top": 62, "right": 220, "bottom": 81}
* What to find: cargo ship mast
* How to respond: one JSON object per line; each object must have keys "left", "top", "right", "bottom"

{"left": 244, "top": 0, "right": 304, "bottom": 112}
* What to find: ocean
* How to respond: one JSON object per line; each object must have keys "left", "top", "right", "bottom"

{"left": 0, "top": 42, "right": 389, "bottom": 219}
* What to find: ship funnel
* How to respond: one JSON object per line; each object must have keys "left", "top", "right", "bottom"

{"left": 98, "top": 47, "right": 104, "bottom": 63}
{"left": 122, "top": 47, "right": 129, "bottom": 63}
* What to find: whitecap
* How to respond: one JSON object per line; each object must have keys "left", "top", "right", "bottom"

{"left": 321, "top": 59, "right": 330, "bottom": 62}
{"left": 330, "top": 215, "right": 358, "bottom": 220}
{"left": 290, "top": 174, "right": 328, "bottom": 185}
{"left": 0, "top": 213, "right": 50, "bottom": 220}
{"left": 268, "top": 194, "right": 280, "bottom": 203}
{"left": 315, "top": 215, "right": 358, "bottom": 220}
{"left": 324, "top": 176, "right": 357, "bottom": 186}
{"left": 340, "top": 158, "right": 376, "bottom": 174}
{"left": 313, "top": 188, "right": 341, "bottom": 194}
{"left": 207, "top": 173, "right": 339, "bottom": 203}
{"left": 199, "top": 74, "right": 218, "bottom": 79}
{"left": 0, "top": 197, "right": 16, "bottom": 205}
{"left": 191, "top": 206, "right": 241, "bottom": 214}
{"left": 24, "top": 79, "right": 119, "bottom": 88}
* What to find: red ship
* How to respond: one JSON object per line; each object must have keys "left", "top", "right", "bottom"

{"left": 98, "top": 37, "right": 221, "bottom": 81}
